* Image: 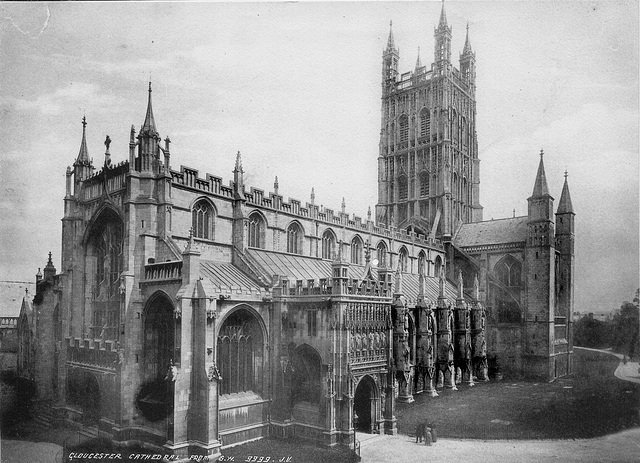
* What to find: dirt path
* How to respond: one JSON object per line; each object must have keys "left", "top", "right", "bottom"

{"left": 359, "top": 427, "right": 640, "bottom": 463}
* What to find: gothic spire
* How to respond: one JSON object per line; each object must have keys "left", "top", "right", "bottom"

{"left": 234, "top": 150, "right": 243, "bottom": 173}
{"left": 462, "top": 23, "right": 473, "bottom": 55}
{"left": 386, "top": 20, "right": 396, "bottom": 50}
{"left": 415, "top": 47, "right": 422, "bottom": 70}
{"left": 531, "top": 149, "right": 550, "bottom": 197}
{"left": 557, "top": 171, "right": 574, "bottom": 214}
{"left": 141, "top": 81, "right": 158, "bottom": 136}
{"left": 75, "top": 116, "right": 90, "bottom": 166}
{"left": 438, "top": 0, "right": 448, "bottom": 29}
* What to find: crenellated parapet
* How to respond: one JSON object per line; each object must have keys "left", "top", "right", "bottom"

{"left": 170, "top": 163, "right": 443, "bottom": 250}
{"left": 66, "top": 337, "right": 119, "bottom": 372}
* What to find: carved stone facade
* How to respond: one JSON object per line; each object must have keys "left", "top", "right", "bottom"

{"left": 376, "top": 4, "right": 575, "bottom": 381}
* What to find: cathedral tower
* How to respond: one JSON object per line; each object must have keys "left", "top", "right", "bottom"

{"left": 524, "top": 151, "right": 556, "bottom": 379}
{"left": 376, "top": 2, "right": 482, "bottom": 243}
{"left": 554, "top": 172, "right": 575, "bottom": 375}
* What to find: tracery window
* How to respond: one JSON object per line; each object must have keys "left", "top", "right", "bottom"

{"left": 287, "top": 222, "right": 303, "bottom": 255}
{"left": 192, "top": 200, "right": 213, "bottom": 240}
{"left": 351, "top": 236, "right": 363, "bottom": 265}
{"left": 321, "top": 230, "right": 336, "bottom": 260}
{"left": 376, "top": 242, "right": 388, "bottom": 268}
{"left": 399, "top": 115, "right": 409, "bottom": 144}
{"left": 248, "top": 212, "right": 265, "bottom": 249}
{"left": 495, "top": 255, "right": 522, "bottom": 287}
{"left": 87, "top": 210, "right": 123, "bottom": 341}
{"left": 398, "top": 247, "right": 408, "bottom": 273}
{"left": 217, "top": 308, "right": 264, "bottom": 395}
{"left": 398, "top": 176, "right": 408, "bottom": 201}
{"left": 420, "top": 108, "right": 430, "bottom": 138}
{"left": 420, "top": 171, "right": 429, "bottom": 197}
{"left": 494, "top": 255, "right": 523, "bottom": 324}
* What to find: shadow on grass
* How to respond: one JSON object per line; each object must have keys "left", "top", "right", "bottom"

{"left": 396, "top": 349, "right": 640, "bottom": 440}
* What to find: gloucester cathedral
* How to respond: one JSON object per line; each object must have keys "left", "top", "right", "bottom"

{"left": 18, "top": 4, "right": 574, "bottom": 460}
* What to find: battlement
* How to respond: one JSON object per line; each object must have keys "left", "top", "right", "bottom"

{"left": 391, "top": 65, "right": 469, "bottom": 93}
{"left": 171, "top": 164, "right": 442, "bottom": 249}
{"left": 280, "top": 277, "right": 392, "bottom": 299}
{"left": 66, "top": 337, "right": 119, "bottom": 371}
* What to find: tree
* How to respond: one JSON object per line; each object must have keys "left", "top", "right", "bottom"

{"left": 574, "top": 316, "right": 611, "bottom": 348}
{"left": 611, "top": 298, "right": 640, "bottom": 358}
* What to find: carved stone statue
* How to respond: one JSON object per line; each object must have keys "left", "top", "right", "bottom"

{"left": 165, "top": 359, "right": 177, "bottom": 382}
{"left": 207, "top": 363, "right": 222, "bottom": 382}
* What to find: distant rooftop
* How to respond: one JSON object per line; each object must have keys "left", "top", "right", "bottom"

{"left": 454, "top": 216, "right": 528, "bottom": 248}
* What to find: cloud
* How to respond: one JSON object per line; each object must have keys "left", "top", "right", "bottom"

{"left": 13, "top": 82, "right": 124, "bottom": 116}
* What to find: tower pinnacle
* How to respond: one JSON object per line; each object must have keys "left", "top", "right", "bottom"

{"left": 75, "top": 116, "right": 90, "bottom": 166}
{"left": 531, "top": 149, "right": 550, "bottom": 197}
{"left": 462, "top": 23, "right": 473, "bottom": 55}
{"left": 141, "top": 81, "right": 158, "bottom": 136}
{"left": 438, "top": 0, "right": 448, "bottom": 28}
{"left": 557, "top": 171, "right": 574, "bottom": 214}
{"left": 386, "top": 20, "right": 395, "bottom": 50}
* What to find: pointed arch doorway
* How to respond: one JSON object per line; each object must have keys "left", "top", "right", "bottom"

{"left": 353, "top": 375, "right": 379, "bottom": 434}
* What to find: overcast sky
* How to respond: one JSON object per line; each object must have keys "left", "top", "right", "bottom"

{"left": 0, "top": 1, "right": 638, "bottom": 312}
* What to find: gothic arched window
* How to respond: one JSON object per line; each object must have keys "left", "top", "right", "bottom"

{"left": 420, "top": 171, "right": 430, "bottom": 197}
{"left": 321, "top": 229, "right": 336, "bottom": 260}
{"left": 376, "top": 242, "right": 388, "bottom": 268}
{"left": 418, "top": 251, "right": 426, "bottom": 275}
{"left": 248, "top": 212, "right": 265, "bottom": 249}
{"left": 287, "top": 222, "right": 303, "bottom": 255}
{"left": 398, "top": 175, "right": 408, "bottom": 201}
{"left": 192, "top": 200, "right": 213, "bottom": 240}
{"left": 495, "top": 255, "right": 522, "bottom": 288}
{"left": 142, "top": 293, "right": 177, "bottom": 383}
{"left": 351, "top": 236, "right": 363, "bottom": 265}
{"left": 86, "top": 208, "right": 123, "bottom": 341}
{"left": 399, "top": 115, "right": 409, "bottom": 144}
{"left": 434, "top": 255, "right": 443, "bottom": 277}
{"left": 493, "top": 255, "right": 523, "bottom": 324}
{"left": 217, "top": 307, "right": 264, "bottom": 396}
{"left": 420, "top": 108, "right": 430, "bottom": 138}
{"left": 398, "top": 247, "right": 408, "bottom": 272}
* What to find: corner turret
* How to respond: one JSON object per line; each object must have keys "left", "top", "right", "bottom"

{"left": 459, "top": 23, "right": 476, "bottom": 93}
{"left": 555, "top": 171, "right": 575, "bottom": 375}
{"left": 433, "top": 0, "right": 452, "bottom": 75}
{"left": 136, "top": 82, "right": 161, "bottom": 173}
{"left": 73, "top": 117, "right": 94, "bottom": 191}
{"left": 382, "top": 20, "right": 399, "bottom": 93}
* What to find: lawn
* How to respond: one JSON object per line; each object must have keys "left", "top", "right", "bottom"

{"left": 396, "top": 349, "right": 640, "bottom": 440}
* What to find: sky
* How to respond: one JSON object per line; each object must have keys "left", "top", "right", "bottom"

{"left": 0, "top": 1, "right": 638, "bottom": 312}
